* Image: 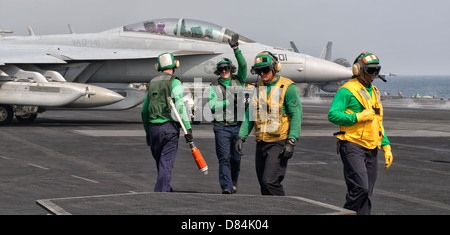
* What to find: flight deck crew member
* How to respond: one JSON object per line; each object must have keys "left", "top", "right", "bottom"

{"left": 235, "top": 51, "right": 302, "bottom": 196}
{"left": 141, "top": 52, "right": 193, "bottom": 192}
{"left": 328, "top": 52, "right": 393, "bottom": 215}
{"left": 208, "top": 34, "right": 247, "bottom": 194}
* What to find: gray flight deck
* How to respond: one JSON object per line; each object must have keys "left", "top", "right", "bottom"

{"left": 1, "top": 97, "right": 450, "bottom": 215}
{"left": 36, "top": 192, "right": 353, "bottom": 215}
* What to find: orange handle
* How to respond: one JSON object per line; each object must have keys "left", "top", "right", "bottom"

{"left": 191, "top": 147, "right": 208, "bottom": 175}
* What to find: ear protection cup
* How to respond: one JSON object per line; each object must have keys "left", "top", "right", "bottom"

{"left": 273, "top": 61, "right": 282, "bottom": 73}
{"left": 264, "top": 51, "right": 282, "bottom": 73}
{"left": 231, "top": 64, "right": 236, "bottom": 74}
{"left": 213, "top": 68, "right": 220, "bottom": 76}
{"left": 352, "top": 63, "right": 361, "bottom": 76}
{"left": 352, "top": 52, "right": 367, "bottom": 76}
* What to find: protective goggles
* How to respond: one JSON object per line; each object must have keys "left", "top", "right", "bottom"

{"left": 252, "top": 66, "right": 272, "bottom": 75}
{"left": 217, "top": 65, "right": 231, "bottom": 73}
{"left": 363, "top": 66, "right": 381, "bottom": 75}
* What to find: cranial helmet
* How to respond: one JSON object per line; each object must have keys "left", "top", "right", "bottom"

{"left": 352, "top": 52, "right": 381, "bottom": 76}
{"left": 155, "top": 52, "right": 180, "bottom": 71}
{"left": 214, "top": 58, "right": 236, "bottom": 75}
{"left": 251, "top": 51, "right": 282, "bottom": 74}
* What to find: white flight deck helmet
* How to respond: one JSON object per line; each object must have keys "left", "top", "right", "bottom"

{"left": 155, "top": 52, "right": 180, "bottom": 71}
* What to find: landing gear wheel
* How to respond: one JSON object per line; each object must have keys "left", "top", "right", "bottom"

{"left": 0, "top": 105, "right": 14, "bottom": 125}
{"left": 16, "top": 113, "right": 38, "bottom": 123}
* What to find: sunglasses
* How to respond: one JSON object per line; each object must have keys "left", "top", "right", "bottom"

{"left": 253, "top": 66, "right": 272, "bottom": 75}
{"left": 364, "top": 66, "right": 381, "bottom": 75}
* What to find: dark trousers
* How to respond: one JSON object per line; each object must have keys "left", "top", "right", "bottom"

{"left": 213, "top": 124, "right": 241, "bottom": 192}
{"left": 255, "top": 140, "right": 288, "bottom": 196}
{"left": 339, "top": 140, "right": 378, "bottom": 215}
{"left": 149, "top": 121, "right": 180, "bottom": 192}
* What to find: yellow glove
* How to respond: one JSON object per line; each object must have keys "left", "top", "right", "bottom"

{"left": 383, "top": 145, "right": 393, "bottom": 170}
{"left": 356, "top": 109, "right": 375, "bottom": 122}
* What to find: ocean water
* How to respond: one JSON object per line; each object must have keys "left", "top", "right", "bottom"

{"left": 372, "top": 75, "right": 450, "bottom": 98}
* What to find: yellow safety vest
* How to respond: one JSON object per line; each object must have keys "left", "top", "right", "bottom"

{"left": 337, "top": 78, "right": 384, "bottom": 149}
{"left": 253, "top": 76, "right": 294, "bottom": 142}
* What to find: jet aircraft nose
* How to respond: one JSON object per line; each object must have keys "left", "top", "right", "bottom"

{"left": 303, "top": 56, "right": 353, "bottom": 82}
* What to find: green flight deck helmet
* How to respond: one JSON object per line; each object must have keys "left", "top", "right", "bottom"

{"left": 155, "top": 52, "right": 180, "bottom": 71}
{"left": 251, "top": 51, "right": 281, "bottom": 74}
{"left": 352, "top": 52, "right": 381, "bottom": 76}
{"left": 214, "top": 58, "right": 236, "bottom": 75}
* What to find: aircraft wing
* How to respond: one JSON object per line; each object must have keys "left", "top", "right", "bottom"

{"left": 49, "top": 48, "right": 221, "bottom": 61}
{"left": 0, "top": 49, "right": 67, "bottom": 65}
{"left": 0, "top": 46, "right": 221, "bottom": 65}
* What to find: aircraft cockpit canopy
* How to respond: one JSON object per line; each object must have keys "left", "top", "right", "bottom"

{"left": 123, "top": 18, "right": 254, "bottom": 43}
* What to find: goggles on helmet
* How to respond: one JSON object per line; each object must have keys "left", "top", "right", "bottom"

{"left": 217, "top": 65, "right": 231, "bottom": 73}
{"left": 363, "top": 65, "right": 381, "bottom": 75}
{"left": 252, "top": 66, "right": 272, "bottom": 75}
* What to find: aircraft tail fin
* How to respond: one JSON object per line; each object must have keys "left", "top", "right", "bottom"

{"left": 290, "top": 41, "right": 299, "bottom": 53}
{"left": 68, "top": 24, "right": 76, "bottom": 34}
{"left": 320, "top": 41, "right": 332, "bottom": 61}
{"left": 27, "top": 26, "right": 35, "bottom": 36}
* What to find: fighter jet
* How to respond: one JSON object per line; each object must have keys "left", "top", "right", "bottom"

{"left": 0, "top": 18, "right": 352, "bottom": 125}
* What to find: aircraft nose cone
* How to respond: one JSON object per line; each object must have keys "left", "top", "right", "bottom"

{"left": 304, "top": 56, "right": 352, "bottom": 82}
{"left": 93, "top": 86, "right": 125, "bottom": 105}
{"left": 65, "top": 83, "right": 124, "bottom": 108}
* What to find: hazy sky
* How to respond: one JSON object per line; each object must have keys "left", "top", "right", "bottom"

{"left": 1, "top": 0, "right": 449, "bottom": 75}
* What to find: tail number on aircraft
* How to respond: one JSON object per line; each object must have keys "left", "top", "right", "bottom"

{"left": 72, "top": 39, "right": 100, "bottom": 47}
{"left": 273, "top": 53, "right": 287, "bottom": 61}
